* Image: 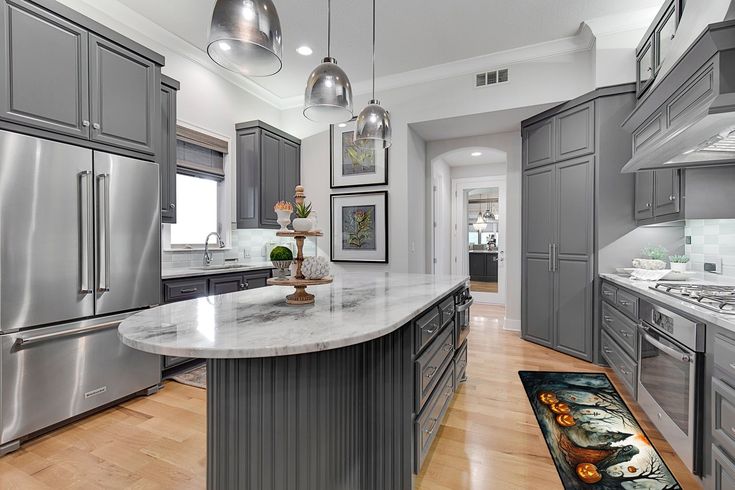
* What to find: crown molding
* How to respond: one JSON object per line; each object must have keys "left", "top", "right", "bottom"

{"left": 279, "top": 30, "right": 596, "bottom": 109}
{"left": 56, "top": 0, "right": 287, "bottom": 110}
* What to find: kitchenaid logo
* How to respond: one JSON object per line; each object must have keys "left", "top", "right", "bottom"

{"left": 84, "top": 386, "right": 107, "bottom": 399}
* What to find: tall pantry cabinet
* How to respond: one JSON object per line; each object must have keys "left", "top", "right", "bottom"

{"left": 521, "top": 85, "right": 637, "bottom": 362}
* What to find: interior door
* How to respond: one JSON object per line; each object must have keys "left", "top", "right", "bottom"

{"left": 94, "top": 152, "right": 160, "bottom": 315}
{"left": 0, "top": 130, "right": 94, "bottom": 331}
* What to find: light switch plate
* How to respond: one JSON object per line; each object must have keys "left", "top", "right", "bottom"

{"left": 704, "top": 256, "right": 723, "bottom": 274}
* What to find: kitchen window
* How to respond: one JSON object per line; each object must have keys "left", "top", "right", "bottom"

{"left": 168, "top": 126, "right": 229, "bottom": 248}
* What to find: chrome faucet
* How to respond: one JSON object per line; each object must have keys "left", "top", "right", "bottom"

{"left": 203, "top": 232, "right": 224, "bottom": 266}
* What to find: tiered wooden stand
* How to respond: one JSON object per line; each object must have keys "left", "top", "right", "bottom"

{"left": 267, "top": 185, "right": 332, "bottom": 305}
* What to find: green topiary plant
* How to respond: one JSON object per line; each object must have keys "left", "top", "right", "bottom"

{"left": 669, "top": 255, "right": 690, "bottom": 264}
{"left": 270, "top": 245, "right": 293, "bottom": 261}
{"left": 642, "top": 245, "right": 668, "bottom": 261}
{"left": 294, "top": 201, "right": 312, "bottom": 219}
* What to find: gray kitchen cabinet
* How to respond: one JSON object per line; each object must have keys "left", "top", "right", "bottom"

{"left": 235, "top": 120, "right": 301, "bottom": 229}
{"left": 522, "top": 85, "right": 637, "bottom": 363}
{"left": 522, "top": 118, "right": 554, "bottom": 169}
{"left": 634, "top": 171, "right": 654, "bottom": 220}
{"left": 207, "top": 270, "right": 270, "bottom": 295}
{"left": 468, "top": 253, "right": 498, "bottom": 282}
{"left": 0, "top": 0, "right": 89, "bottom": 138}
{"left": 637, "top": 39, "right": 655, "bottom": 97}
{"left": 634, "top": 0, "right": 684, "bottom": 98}
{"left": 160, "top": 75, "right": 179, "bottom": 223}
{"left": 653, "top": 168, "right": 680, "bottom": 217}
{"left": 89, "top": 34, "right": 157, "bottom": 155}
{"left": 0, "top": 0, "right": 164, "bottom": 159}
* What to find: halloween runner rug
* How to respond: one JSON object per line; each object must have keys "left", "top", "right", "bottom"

{"left": 519, "top": 371, "right": 681, "bottom": 489}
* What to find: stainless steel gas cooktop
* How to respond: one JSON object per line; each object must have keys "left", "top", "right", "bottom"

{"left": 652, "top": 282, "right": 735, "bottom": 315}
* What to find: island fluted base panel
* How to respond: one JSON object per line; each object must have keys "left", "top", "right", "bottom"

{"left": 206, "top": 325, "right": 413, "bottom": 490}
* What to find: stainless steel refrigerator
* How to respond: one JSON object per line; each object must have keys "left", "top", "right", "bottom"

{"left": 0, "top": 130, "right": 161, "bottom": 454}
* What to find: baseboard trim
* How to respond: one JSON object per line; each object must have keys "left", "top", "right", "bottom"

{"left": 503, "top": 318, "right": 521, "bottom": 331}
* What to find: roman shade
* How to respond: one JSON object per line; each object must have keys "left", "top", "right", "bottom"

{"left": 176, "top": 126, "right": 228, "bottom": 181}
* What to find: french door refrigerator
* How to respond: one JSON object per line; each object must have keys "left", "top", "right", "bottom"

{"left": 0, "top": 129, "right": 161, "bottom": 454}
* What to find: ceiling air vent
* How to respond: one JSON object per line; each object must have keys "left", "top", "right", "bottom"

{"left": 474, "top": 68, "right": 510, "bottom": 88}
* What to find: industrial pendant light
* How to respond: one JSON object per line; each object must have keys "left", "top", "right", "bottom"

{"left": 207, "top": 0, "right": 283, "bottom": 77}
{"left": 303, "top": 0, "right": 353, "bottom": 123}
{"left": 355, "top": 0, "right": 391, "bottom": 148}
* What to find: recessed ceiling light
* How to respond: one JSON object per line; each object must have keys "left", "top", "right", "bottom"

{"left": 296, "top": 46, "right": 313, "bottom": 56}
{"left": 471, "top": 151, "right": 482, "bottom": 157}
{"left": 338, "top": 123, "right": 347, "bottom": 128}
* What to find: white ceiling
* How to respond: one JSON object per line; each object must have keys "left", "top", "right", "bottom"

{"left": 441, "top": 148, "right": 506, "bottom": 167}
{"left": 117, "top": 0, "right": 663, "bottom": 99}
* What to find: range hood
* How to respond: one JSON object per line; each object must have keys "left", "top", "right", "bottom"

{"left": 621, "top": 20, "right": 735, "bottom": 173}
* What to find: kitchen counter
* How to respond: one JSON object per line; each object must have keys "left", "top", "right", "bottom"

{"left": 468, "top": 250, "right": 498, "bottom": 254}
{"left": 120, "top": 272, "right": 468, "bottom": 358}
{"left": 161, "top": 260, "right": 274, "bottom": 279}
{"left": 119, "top": 272, "right": 469, "bottom": 489}
{"left": 600, "top": 273, "right": 735, "bottom": 331}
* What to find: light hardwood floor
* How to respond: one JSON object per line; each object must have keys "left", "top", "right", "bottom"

{"left": 0, "top": 304, "right": 702, "bottom": 489}
{"left": 469, "top": 281, "right": 498, "bottom": 293}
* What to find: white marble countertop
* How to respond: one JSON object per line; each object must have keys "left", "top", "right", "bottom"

{"left": 600, "top": 273, "right": 735, "bottom": 332}
{"left": 119, "top": 272, "right": 469, "bottom": 359}
{"left": 162, "top": 260, "right": 274, "bottom": 279}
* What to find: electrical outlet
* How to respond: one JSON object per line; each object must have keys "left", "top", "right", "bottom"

{"left": 704, "top": 256, "right": 723, "bottom": 274}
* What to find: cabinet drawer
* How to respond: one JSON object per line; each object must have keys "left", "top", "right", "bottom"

{"left": 713, "top": 378, "right": 735, "bottom": 459}
{"left": 712, "top": 444, "right": 735, "bottom": 490}
{"left": 601, "top": 282, "right": 617, "bottom": 303}
{"left": 439, "top": 296, "right": 455, "bottom": 326}
{"left": 454, "top": 340, "right": 468, "bottom": 390}
{"left": 601, "top": 330, "right": 637, "bottom": 398}
{"left": 415, "top": 325, "right": 454, "bottom": 412}
{"left": 715, "top": 335, "right": 735, "bottom": 378}
{"left": 415, "top": 306, "right": 442, "bottom": 354}
{"left": 616, "top": 289, "right": 639, "bottom": 319}
{"left": 414, "top": 362, "right": 454, "bottom": 473}
{"left": 163, "top": 278, "right": 208, "bottom": 303}
{"left": 243, "top": 269, "right": 271, "bottom": 289}
{"left": 601, "top": 302, "right": 638, "bottom": 358}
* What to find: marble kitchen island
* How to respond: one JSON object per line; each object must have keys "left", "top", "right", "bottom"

{"left": 119, "top": 272, "right": 469, "bottom": 490}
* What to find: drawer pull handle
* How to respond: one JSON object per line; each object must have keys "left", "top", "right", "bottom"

{"left": 424, "top": 418, "right": 438, "bottom": 435}
{"left": 425, "top": 366, "right": 438, "bottom": 379}
{"left": 619, "top": 330, "right": 630, "bottom": 338}
{"left": 730, "top": 427, "right": 735, "bottom": 436}
{"left": 603, "top": 290, "right": 613, "bottom": 297}
{"left": 620, "top": 368, "right": 630, "bottom": 376}
{"left": 444, "top": 388, "right": 453, "bottom": 398}
{"left": 729, "top": 363, "right": 735, "bottom": 371}
{"left": 619, "top": 300, "right": 630, "bottom": 306}
{"left": 180, "top": 288, "right": 198, "bottom": 293}
{"left": 603, "top": 316, "right": 613, "bottom": 323}
{"left": 603, "top": 347, "right": 612, "bottom": 354}
{"left": 442, "top": 343, "right": 453, "bottom": 353}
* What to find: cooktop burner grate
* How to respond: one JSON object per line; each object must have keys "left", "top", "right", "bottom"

{"left": 652, "top": 282, "right": 735, "bottom": 314}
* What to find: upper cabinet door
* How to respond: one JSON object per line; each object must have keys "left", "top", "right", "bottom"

{"left": 159, "top": 82, "right": 177, "bottom": 223}
{"left": 259, "top": 131, "right": 281, "bottom": 228}
{"left": 555, "top": 102, "right": 594, "bottom": 162}
{"left": 522, "top": 118, "right": 555, "bottom": 169}
{"left": 0, "top": 0, "right": 90, "bottom": 138}
{"left": 635, "top": 171, "right": 654, "bottom": 220}
{"left": 637, "top": 38, "right": 655, "bottom": 97}
{"left": 89, "top": 34, "right": 157, "bottom": 155}
{"left": 280, "top": 139, "right": 300, "bottom": 202}
{"left": 653, "top": 168, "right": 680, "bottom": 217}
{"left": 236, "top": 129, "right": 260, "bottom": 229}
{"left": 656, "top": 4, "right": 677, "bottom": 71}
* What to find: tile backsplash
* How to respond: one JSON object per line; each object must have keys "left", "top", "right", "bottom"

{"left": 685, "top": 219, "right": 735, "bottom": 277}
{"left": 162, "top": 225, "right": 318, "bottom": 268}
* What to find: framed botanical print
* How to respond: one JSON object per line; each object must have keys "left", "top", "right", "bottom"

{"left": 330, "top": 118, "right": 388, "bottom": 188}
{"left": 330, "top": 191, "right": 388, "bottom": 263}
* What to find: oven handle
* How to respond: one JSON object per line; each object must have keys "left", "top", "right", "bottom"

{"left": 640, "top": 329, "right": 692, "bottom": 363}
{"left": 456, "top": 297, "right": 474, "bottom": 313}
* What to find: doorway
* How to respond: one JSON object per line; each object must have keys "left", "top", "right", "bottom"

{"left": 452, "top": 177, "right": 507, "bottom": 305}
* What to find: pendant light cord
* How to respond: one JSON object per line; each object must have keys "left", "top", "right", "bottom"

{"left": 327, "top": 0, "right": 331, "bottom": 58}
{"left": 371, "top": 0, "right": 376, "bottom": 99}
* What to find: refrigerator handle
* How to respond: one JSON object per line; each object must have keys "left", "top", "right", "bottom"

{"left": 97, "top": 173, "right": 111, "bottom": 292}
{"left": 79, "top": 171, "right": 93, "bottom": 294}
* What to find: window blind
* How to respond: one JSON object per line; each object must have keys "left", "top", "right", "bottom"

{"left": 176, "top": 126, "right": 228, "bottom": 181}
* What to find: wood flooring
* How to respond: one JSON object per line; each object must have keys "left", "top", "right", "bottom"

{"left": 469, "top": 280, "right": 498, "bottom": 293}
{"left": 0, "top": 304, "right": 702, "bottom": 489}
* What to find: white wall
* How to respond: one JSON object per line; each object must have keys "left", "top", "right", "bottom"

{"left": 592, "top": 28, "right": 648, "bottom": 87}
{"left": 427, "top": 132, "right": 522, "bottom": 329}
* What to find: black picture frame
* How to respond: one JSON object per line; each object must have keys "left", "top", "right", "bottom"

{"left": 330, "top": 191, "right": 389, "bottom": 263}
{"left": 330, "top": 118, "right": 389, "bottom": 189}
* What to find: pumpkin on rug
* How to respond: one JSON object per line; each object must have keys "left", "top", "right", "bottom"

{"left": 519, "top": 371, "right": 681, "bottom": 490}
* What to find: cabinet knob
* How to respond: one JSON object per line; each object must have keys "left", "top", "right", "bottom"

{"left": 647, "top": 67, "right": 653, "bottom": 72}
{"left": 169, "top": 203, "right": 176, "bottom": 209}
{"left": 239, "top": 283, "right": 246, "bottom": 290}
{"left": 82, "top": 120, "right": 90, "bottom": 127}
{"left": 93, "top": 123, "right": 101, "bottom": 130}
{"left": 669, "top": 194, "right": 676, "bottom": 201}
{"left": 646, "top": 202, "right": 651, "bottom": 208}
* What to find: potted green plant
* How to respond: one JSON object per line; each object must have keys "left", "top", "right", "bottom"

{"left": 270, "top": 246, "right": 293, "bottom": 278}
{"left": 632, "top": 245, "right": 668, "bottom": 270}
{"left": 669, "top": 255, "right": 690, "bottom": 273}
{"left": 292, "top": 201, "right": 313, "bottom": 232}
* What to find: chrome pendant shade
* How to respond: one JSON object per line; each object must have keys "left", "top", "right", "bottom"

{"left": 355, "top": 0, "right": 391, "bottom": 147}
{"left": 303, "top": 0, "right": 353, "bottom": 123}
{"left": 207, "top": 0, "right": 283, "bottom": 77}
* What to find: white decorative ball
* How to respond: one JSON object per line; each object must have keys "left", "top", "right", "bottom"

{"left": 302, "top": 256, "right": 330, "bottom": 280}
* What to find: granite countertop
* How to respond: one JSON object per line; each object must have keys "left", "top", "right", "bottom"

{"left": 468, "top": 250, "right": 498, "bottom": 254}
{"left": 162, "top": 260, "right": 275, "bottom": 279}
{"left": 600, "top": 273, "right": 735, "bottom": 332}
{"left": 119, "top": 272, "right": 469, "bottom": 359}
